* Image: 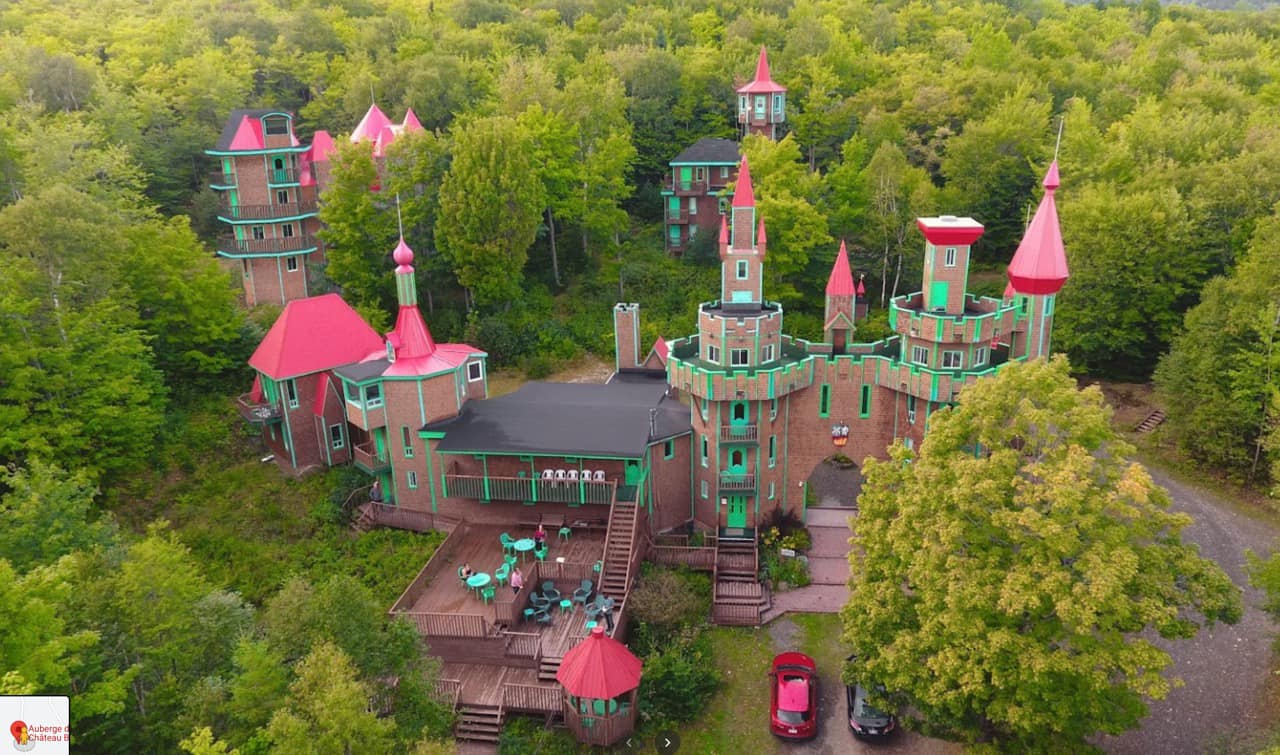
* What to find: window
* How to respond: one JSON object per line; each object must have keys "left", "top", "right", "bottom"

{"left": 908, "top": 395, "right": 917, "bottom": 424}
{"left": 701, "top": 436, "right": 709, "bottom": 467}
{"left": 768, "top": 435, "right": 776, "bottom": 467}
{"left": 695, "top": 167, "right": 705, "bottom": 182}
{"left": 273, "top": 157, "right": 284, "bottom": 171}
{"left": 762, "top": 344, "right": 775, "bottom": 363}
{"left": 285, "top": 379, "right": 298, "bottom": 409}
{"left": 664, "top": 439, "right": 675, "bottom": 459}
{"left": 329, "top": 424, "right": 344, "bottom": 449}
{"left": 364, "top": 383, "right": 382, "bottom": 408}
{"left": 731, "top": 349, "right": 749, "bottom": 366}
{"left": 772, "top": 93, "right": 784, "bottom": 118}
{"left": 975, "top": 346, "right": 988, "bottom": 366}
{"left": 281, "top": 223, "right": 295, "bottom": 238}
{"left": 1044, "top": 296, "right": 1055, "bottom": 316}
{"left": 707, "top": 344, "right": 720, "bottom": 363}
{"left": 770, "top": 398, "right": 777, "bottom": 420}
{"left": 251, "top": 225, "right": 265, "bottom": 240}
{"left": 911, "top": 345, "right": 929, "bottom": 366}
{"left": 721, "top": 167, "right": 730, "bottom": 178}
{"left": 860, "top": 384, "right": 872, "bottom": 418}
{"left": 263, "top": 116, "right": 289, "bottom": 135}
{"left": 769, "top": 481, "right": 776, "bottom": 500}
{"left": 701, "top": 479, "right": 709, "bottom": 499}
{"left": 754, "top": 95, "right": 766, "bottom": 118}
{"left": 718, "top": 198, "right": 728, "bottom": 215}
{"left": 1019, "top": 297, "right": 1028, "bottom": 315}
{"left": 700, "top": 397, "right": 708, "bottom": 420}
{"left": 402, "top": 426, "right": 414, "bottom": 458}
{"left": 736, "top": 260, "right": 748, "bottom": 279}
{"left": 688, "top": 224, "right": 697, "bottom": 239}
{"left": 944, "top": 247, "right": 957, "bottom": 267}
{"left": 276, "top": 189, "right": 289, "bottom": 204}
{"left": 942, "top": 351, "right": 963, "bottom": 369}
{"left": 467, "top": 361, "right": 484, "bottom": 382}
{"left": 689, "top": 196, "right": 697, "bottom": 214}
{"left": 739, "top": 95, "right": 748, "bottom": 113}
{"left": 819, "top": 384, "right": 830, "bottom": 417}
{"left": 386, "top": 341, "right": 396, "bottom": 362}
{"left": 286, "top": 256, "right": 298, "bottom": 272}
{"left": 407, "top": 471, "right": 418, "bottom": 489}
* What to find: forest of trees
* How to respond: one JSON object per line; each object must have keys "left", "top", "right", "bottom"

{"left": 4, "top": 0, "right": 1280, "bottom": 751}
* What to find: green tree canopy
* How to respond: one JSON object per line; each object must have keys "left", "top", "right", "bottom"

{"left": 843, "top": 357, "right": 1241, "bottom": 752}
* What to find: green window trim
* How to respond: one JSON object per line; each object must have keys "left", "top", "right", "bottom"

{"left": 768, "top": 435, "right": 777, "bottom": 468}
{"left": 700, "top": 479, "right": 709, "bottom": 499}
{"left": 736, "top": 260, "right": 749, "bottom": 279}
{"left": 664, "top": 440, "right": 675, "bottom": 460}
{"left": 819, "top": 384, "right": 831, "bottom": 417}
{"left": 286, "top": 379, "right": 299, "bottom": 409}
{"left": 859, "top": 385, "right": 872, "bottom": 418}
{"left": 401, "top": 426, "right": 414, "bottom": 458}
{"left": 407, "top": 471, "right": 418, "bottom": 489}
{"left": 908, "top": 395, "right": 917, "bottom": 425}
{"left": 700, "top": 436, "right": 709, "bottom": 467}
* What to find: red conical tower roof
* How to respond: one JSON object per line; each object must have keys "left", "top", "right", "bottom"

{"left": 737, "top": 46, "right": 787, "bottom": 94}
{"left": 1007, "top": 161, "right": 1069, "bottom": 296}
{"left": 718, "top": 215, "right": 729, "bottom": 245}
{"left": 757, "top": 217, "right": 767, "bottom": 245}
{"left": 386, "top": 238, "right": 438, "bottom": 368}
{"left": 732, "top": 158, "right": 755, "bottom": 208}
{"left": 556, "top": 626, "right": 642, "bottom": 699}
{"left": 856, "top": 274, "right": 865, "bottom": 297}
{"left": 402, "top": 108, "right": 424, "bottom": 133}
{"left": 826, "top": 241, "right": 856, "bottom": 296}
{"left": 351, "top": 103, "right": 391, "bottom": 144}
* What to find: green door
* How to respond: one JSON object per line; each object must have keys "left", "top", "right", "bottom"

{"left": 929, "top": 280, "right": 949, "bottom": 311}
{"left": 374, "top": 428, "right": 387, "bottom": 465}
{"left": 679, "top": 167, "right": 692, "bottom": 190}
{"left": 726, "top": 496, "right": 747, "bottom": 529}
{"left": 625, "top": 460, "right": 642, "bottom": 486}
{"left": 668, "top": 196, "right": 680, "bottom": 214}
{"left": 730, "top": 402, "right": 749, "bottom": 438}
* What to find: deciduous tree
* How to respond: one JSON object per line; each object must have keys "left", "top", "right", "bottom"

{"left": 843, "top": 357, "right": 1241, "bottom": 752}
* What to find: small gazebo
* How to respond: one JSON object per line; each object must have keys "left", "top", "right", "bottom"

{"left": 556, "top": 626, "right": 643, "bottom": 746}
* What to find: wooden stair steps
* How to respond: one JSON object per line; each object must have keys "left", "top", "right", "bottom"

{"left": 455, "top": 703, "right": 503, "bottom": 742}
{"left": 539, "top": 655, "right": 563, "bottom": 683}
{"left": 1135, "top": 409, "right": 1167, "bottom": 433}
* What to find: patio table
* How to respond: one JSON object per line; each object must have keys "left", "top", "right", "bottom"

{"left": 465, "top": 572, "right": 491, "bottom": 594}
{"left": 514, "top": 538, "right": 536, "bottom": 561}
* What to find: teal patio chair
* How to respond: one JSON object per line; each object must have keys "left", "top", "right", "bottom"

{"left": 500, "top": 533, "right": 516, "bottom": 555}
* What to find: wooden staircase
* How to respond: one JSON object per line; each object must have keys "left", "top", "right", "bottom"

{"left": 539, "top": 654, "right": 563, "bottom": 683}
{"left": 712, "top": 538, "right": 768, "bottom": 625}
{"left": 1135, "top": 409, "right": 1166, "bottom": 433}
{"left": 599, "top": 501, "right": 640, "bottom": 601}
{"left": 455, "top": 703, "right": 503, "bottom": 742}
{"left": 351, "top": 503, "right": 377, "bottom": 533}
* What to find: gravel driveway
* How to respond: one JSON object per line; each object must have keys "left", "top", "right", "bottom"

{"left": 1101, "top": 467, "right": 1280, "bottom": 754}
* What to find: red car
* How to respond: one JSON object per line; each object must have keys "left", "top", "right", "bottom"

{"left": 770, "top": 652, "right": 818, "bottom": 739}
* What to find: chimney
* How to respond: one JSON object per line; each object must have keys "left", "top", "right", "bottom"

{"left": 649, "top": 408, "right": 658, "bottom": 438}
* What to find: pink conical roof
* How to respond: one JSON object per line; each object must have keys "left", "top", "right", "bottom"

{"left": 351, "top": 103, "right": 391, "bottom": 144}
{"left": 718, "top": 215, "right": 729, "bottom": 245}
{"left": 757, "top": 217, "right": 767, "bottom": 245}
{"left": 556, "top": 626, "right": 643, "bottom": 699}
{"left": 402, "top": 108, "right": 424, "bottom": 133}
{"left": 310, "top": 130, "right": 337, "bottom": 161}
{"left": 856, "top": 275, "right": 866, "bottom": 297}
{"left": 374, "top": 124, "right": 396, "bottom": 158}
{"left": 1007, "top": 161, "right": 1069, "bottom": 296}
{"left": 826, "top": 241, "right": 856, "bottom": 296}
{"left": 227, "top": 116, "right": 265, "bottom": 151}
{"left": 732, "top": 158, "right": 755, "bottom": 208}
{"left": 737, "top": 46, "right": 786, "bottom": 94}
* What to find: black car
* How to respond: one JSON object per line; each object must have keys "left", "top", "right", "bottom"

{"left": 844, "top": 656, "right": 896, "bottom": 739}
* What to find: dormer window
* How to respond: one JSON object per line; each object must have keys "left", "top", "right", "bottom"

{"left": 386, "top": 341, "right": 396, "bottom": 362}
{"left": 263, "top": 116, "right": 289, "bottom": 136}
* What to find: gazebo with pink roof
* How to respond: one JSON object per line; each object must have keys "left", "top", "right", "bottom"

{"left": 556, "top": 625, "right": 642, "bottom": 746}
{"left": 736, "top": 46, "right": 787, "bottom": 139}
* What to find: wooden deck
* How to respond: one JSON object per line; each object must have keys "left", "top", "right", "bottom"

{"left": 441, "top": 663, "right": 548, "bottom": 707}
{"left": 407, "top": 523, "right": 605, "bottom": 620}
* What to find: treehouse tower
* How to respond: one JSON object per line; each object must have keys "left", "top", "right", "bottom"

{"left": 737, "top": 46, "right": 787, "bottom": 140}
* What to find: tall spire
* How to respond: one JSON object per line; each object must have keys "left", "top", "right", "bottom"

{"left": 732, "top": 158, "right": 755, "bottom": 208}
{"left": 737, "top": 46, "right": 786, "bottom": 94}
{"left": 826, "top": 240, "right": 855, "bottom": 296}
{"left": 389, "top": 238, "right": 438, "bottom": 359}
{"left": 1006, "top": 162, "right": 1068, "bottom": 295}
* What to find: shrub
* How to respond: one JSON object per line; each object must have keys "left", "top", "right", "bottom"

{"left": 497, "top": 715, "right": 579, "bottom": 755}
{"left": 637, "top": 628, "right": 721, "bottom": 726}
{"left": 628, "top": 565, "right": 712, "bottom": 634}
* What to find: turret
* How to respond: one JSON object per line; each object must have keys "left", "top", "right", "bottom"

{"left": 737, "top": 47, "right": 787, "bottom": 140}
{"left": 917, "top": 215, "right": 985, "bottom": 316}
{"left": 1006, "top": 162, "right": 1068, "bottom": 360}
{"left": 824, "top": 241, "right": 856, "bottom": 353}
{"left": 721, "top": 158, "right": 765, "bottom": 308}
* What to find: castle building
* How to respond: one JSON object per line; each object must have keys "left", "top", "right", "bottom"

{"left": 662, "top": 46, "right": 785, "bottom": 255}
{"left": 208, "top": 104, "right": 423, "bottom": 306}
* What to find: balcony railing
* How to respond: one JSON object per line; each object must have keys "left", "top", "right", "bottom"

{"left": 718, "top": 473, "right": 756, "bottom": 491}
{"left": 235, "top": 393, "right": 282, "bottom": 424}
{"left": 209, "top": 170, "right": 236, "bottom": 187}
{"left": 666, "top": 208, "right": 691, "bottom": 224}
{"left": 217, "top": 200, "right": 318, "bottom": 220}
{"left": 444, "top": 474, "right": 617, "bottom": 505}
{"left": 719, "top": 424, "right": 758, "bottom": 442}
{"left": 668, "top": 177, "right": 711, "bottom": 194}
{"left": 268, "top": 167, "right": 299, "bottom": 184}
{"left": 216, "top": 235, "right": 319, "bottom": 256}
{"left": 353, "top": 440, "right": 390, "bottom": 473}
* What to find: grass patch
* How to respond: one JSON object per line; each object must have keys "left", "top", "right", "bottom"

{"left": 658, "top": 626, "right": 775, "bottom": 752}
{"left": 793, "top": 613, "right": 846, "bottom": 670}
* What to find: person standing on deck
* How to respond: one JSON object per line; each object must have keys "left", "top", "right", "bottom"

{"left": 511, "top": 566, "right": 524, "bottom": 596}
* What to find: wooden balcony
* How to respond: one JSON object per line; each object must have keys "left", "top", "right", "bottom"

{"left": 216, "top": 235, "right": 319, "bottom": 256}
{"left": 208, "top": 170, "right": 235, "bottom": 187}
{"left": 235, "top": 393, "right": 282, "bottom": 424}
{"left": 267, "top": 167, "right": 299, "bottom": 184}
{"left": 719, "top": 424, "right": 758, "bottom": 443}
{"left": 353, "top": 440, "right": 390, "bottom": 473}
{"left": 444, "top": 474, "right": 617, "bottom": 505}
{"left": 718, "top": 473, "right": 756, "bottom": 491}
{"left": 217, "top": 200, "right": 318, "bottom": 220}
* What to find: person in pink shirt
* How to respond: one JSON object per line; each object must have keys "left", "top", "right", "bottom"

{"left": 510, "top": 566, "right": 524, "bottom": 596}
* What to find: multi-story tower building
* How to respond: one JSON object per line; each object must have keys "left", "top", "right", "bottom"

{"left": 207, "top": 110, "right": 336, "bottom": 306}
{"left": 737, "top": 46, "right": 787, "bottom": 140}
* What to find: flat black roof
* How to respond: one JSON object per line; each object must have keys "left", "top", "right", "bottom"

{"left": 334, "top": 359, "right": 389, "bottom": 382}
{"left": 427, "top": 373, "right": 690, "bottom": 458}
{"left": 671, "top": 137, "right": 740, "bottom": 165}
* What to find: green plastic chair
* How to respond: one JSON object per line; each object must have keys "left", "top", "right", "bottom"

{"left": 504, "top": 554, "right": 518, "bottom": 568}
{"left": 558, "top": 526, "right": 572, "bottom": 542}
{"left": 500, "top": 533, "right": 515, "bottom": 555}
{"left": 535, "top": 546, "right": 548, "bottom": 563}
{"left": 494, "top": 563, "right": 510, "bottom": 587}
{"left": 481, "top": 585, "right": 496, "bottom": 604}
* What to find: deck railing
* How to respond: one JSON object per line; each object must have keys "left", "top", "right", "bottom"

{"left": 216, "top": 235, "right": 318, "bottom": 256}
{"left": 503, "top": 631, "right": 541, "bottom": 662}
{"left": 650, "top": 545, "right": 717, "bottom": 570}
{"left": 711, "top": 602, "right": 762, "bottom": 626}
{"left": 435, "top": 678, "right": 461, "bottom": 712}
{"left": 353, "top": 440, "right": 390, "bottom": 473}
{"left": 718, "top": 473, "right": 756, "bottom": 491}
{"left": 399, "top": 611, "right": 491, "bottom": 638}
{"left": 235, "top": 393, "right": 283, "bottom": 424}
{"left": 365, "top": 502, "right": 432, "bottom": 533}
{"left": 217, "top": 200, "right": 318, "bottom": 219}
{"left": 502, "top": 683, "right": 560, "bottom": 714}
{"left": 389, "top": 525, "right": 469, "bottom": 613}
{"left": 564, "top": 700, "right": 638, "bottom": 747}
{"left": 444, "top": 474, "right": 617, "bottom": 505}
{"left": 719, "top": 424, "right": 759, "bottom": 442}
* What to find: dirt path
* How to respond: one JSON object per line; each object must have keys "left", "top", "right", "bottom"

{"left": 1101, "top": 467, "right": 1280, "bottom": 754}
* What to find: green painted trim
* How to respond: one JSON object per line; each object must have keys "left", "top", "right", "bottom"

{"left": 275, "top": 257, "right": 285, "bottom": 306}
{"left": 424, "top": 445, "right": 438, "bottom": 512}
{"left": 216, "top": 211, "right": 319, "bottom": 225}
{"left": 216, "top": 247, "right": 320, "bottom": 261}
{"left": 205, "top": 146, "right": 310, "bottom": 157}
{"left": 669, "top": 160, "right": 740, "bottom": 167}
{"left": 482, "top": 456, "right": 490, "bottom": 500}
{"left": 435, "top": 449, "right": 643, "bottom": 461}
